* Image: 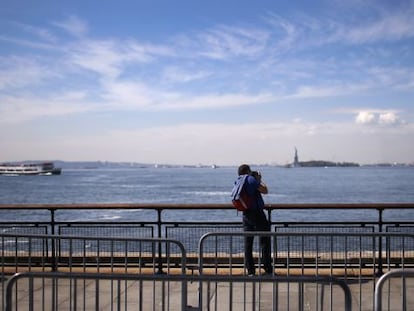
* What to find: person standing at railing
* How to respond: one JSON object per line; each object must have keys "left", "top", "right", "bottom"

{"left": 235, "top": 164, "right": 272, "bottom": 276}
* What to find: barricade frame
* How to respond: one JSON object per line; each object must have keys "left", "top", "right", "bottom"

{"left": 199, "top": 231, "right": 414, "bottom": 311}
{"left": 374, "top": 269, "right": 414, "bottom": 311}
{"left": 0, "top": 233, "right": 186, "bottom": 273}
{"left": 5, "top": 271, "right": 352, "bottom": 311}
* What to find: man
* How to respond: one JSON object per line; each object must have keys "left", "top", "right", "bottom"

{"left": 236, "top": 164, "right": 273, "bottom": 276}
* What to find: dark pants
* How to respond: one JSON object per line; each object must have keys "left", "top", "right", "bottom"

{"left": 243, "top": 209, "right": 272, "bottom": 274}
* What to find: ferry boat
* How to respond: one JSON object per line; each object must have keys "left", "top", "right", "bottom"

{"left": 0, "top": 162, "right": 62, "bottom": 175}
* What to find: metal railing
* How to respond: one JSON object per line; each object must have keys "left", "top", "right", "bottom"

{"left": 2, "top": 231, "right": 414, "bottom": 310}
{"left": 198, "top": 231, "right": 414, "bottom": 311}
{"left": 1, "top": 203, "right": 413, "bottom": 234}
{"left": 0, "top": 234, "right": 186, "bottom": 310}
{"left": 0, "top": 233, "right": 186, "bottom": 273}
{"left": 1, "top": 203, "right": 414, "bottom": 310}
{"left": 198, "top": 232, "right": 414, "bottom": 273}
{"left": 374, "top": 269, "right": 414, "bottom": 311}
{"left": 1, "top": 203, "right": 413, "bottom": 259}
{"left": 4, "top": 272, "right": 352, "bottom": 311}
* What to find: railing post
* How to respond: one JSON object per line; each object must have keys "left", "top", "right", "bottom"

{"left": 377, "top": 207, "right": 384, "bottom": 276}
{"left": 267, "top": 205, "right": 272, "bottom": 223}
{"left": 49, "top": 208, "right": 57, "bottom": 271}
{"left": 156, "top": 208, "right": 164, "bottom": 274}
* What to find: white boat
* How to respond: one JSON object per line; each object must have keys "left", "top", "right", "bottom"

{"left": 0, "top": 162, "right": 62, "bottom": 175}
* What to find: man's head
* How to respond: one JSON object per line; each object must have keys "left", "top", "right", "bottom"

{"left": 238, "top": 164, "right": 251, "bottom": 175}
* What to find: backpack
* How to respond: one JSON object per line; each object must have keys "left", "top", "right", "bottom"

{"left": 231, "top": 175, "right": 252, "bottom": 212}
{"left": 232, "top": 189, "right": 250, "bottom": 211}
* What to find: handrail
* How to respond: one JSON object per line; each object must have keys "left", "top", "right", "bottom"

{"left": 2, "top": 203, "right": 412, "bottom": 234}
{"left": 1, "top": 202, "right": 413, "bottom": 210}
{"left": 2, "top": 202, "right": 413, "bottom": 275}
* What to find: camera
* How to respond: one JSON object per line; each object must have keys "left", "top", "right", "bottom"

{"left": 251, "top": 171, "right": 261, "bottom": 179}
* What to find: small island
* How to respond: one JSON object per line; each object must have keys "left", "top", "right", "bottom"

{"left": 286, "top": 148, "right": 359, "bottom": 168}
{"left": 291, "top": 160, "right": 359, "bottom": 167}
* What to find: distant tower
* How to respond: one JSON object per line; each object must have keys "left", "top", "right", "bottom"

{"left": 293, "top": 147, "right": 299, "bottom": 167}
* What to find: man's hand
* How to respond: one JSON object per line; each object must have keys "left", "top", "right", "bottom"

{"left": 258, "top": 182, "right": 268, "bottom": 194}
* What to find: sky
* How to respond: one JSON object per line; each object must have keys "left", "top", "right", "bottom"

{"left": 1, "top": 0, "right": 413, "bottom": 166}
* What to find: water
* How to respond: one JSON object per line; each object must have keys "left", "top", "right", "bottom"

{"left": 1, "top": 166, "right": 413, "bottom": 222}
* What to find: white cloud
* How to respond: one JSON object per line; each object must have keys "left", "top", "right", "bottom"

{"left": 13, "top": 22, "right": 57, "bottom": 42}
{"left": 2, "top": 12, "right": 413, "bottom": 123}
{"left": 66, "top": 37, "right": 172, "bottom": 81}
{"left": 0, "top": 34, "right": 60, "bottom": 51}
{"left": 1, "top": 9, "right": 413, "bottom": 165}
{"left": 162, "top": 67, "right": 211, "bottom": 83}
{"left": 355, "top": 111, "right": 376, "bottom": 124}
{"left": 0, "top": 92, "right": 95, "bottom": 124}
{"left": 52, "top": 15, "right": 89, "bottom": 37}
{"left": 0, "top": 56, "right": 55, "bottom": 90}
{"left": 183, "top": 25, "right": 269, "bottom": 60}
{"left": 4, "top": 120, "right": 412, "bottom": 165}
{"left": 68, "top": 39, "right": 126, "bottom": 79}
{"left": 355, "top": 110, "right": 403, "bottom": 126}
{"left": 160, "top": 92, "right": 274, "bottom": 110}
{"left": 100, "top": 80, "right": 156, "bottom": 109}
{"left": 345, "top": 9, "right": 414, "bottom": 44}
{"left": 288, "top": 80, "right": 374, "bottom": 99}
{"left": 265, "top": 4, "right": 414, "bottom": 52}
{"left": 292, "top": 85, "right": 345, "bottom": 99}
{"left": 264, "top": 13, "right": 302, "bottom": 51}
{"left": 379, "top": 112, "right": 399, "bottom": 125}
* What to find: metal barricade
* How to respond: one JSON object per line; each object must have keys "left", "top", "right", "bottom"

{"left": 0, "top": 233, "right": 186, "bottom": 273}
{"left": 0, "top": 233, "right": 186, "bottom": 310}
{"left": 198, "top": 232, "right": 414, "bottom": 275}
{"left": 4, "top": 231, "right": 414, "bottom": 310}
{"left": 374, "top": 269, "right": 414, "bottom": 311}
{"left": 5, "top": 272, "right": 352, "bottom": 311}
{"left": 199, "top": 231, "right": 414, "bottom": 311}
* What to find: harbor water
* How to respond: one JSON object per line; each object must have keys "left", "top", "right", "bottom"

{"left": 0, "top": 166, "right": 413, "bottom": 223}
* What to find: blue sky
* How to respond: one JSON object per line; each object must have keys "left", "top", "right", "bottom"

{"left": 1, "top": 0, "right": 413, "bottom": 165}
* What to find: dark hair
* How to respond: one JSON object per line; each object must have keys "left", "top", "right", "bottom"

{"left": 238, "top": 164, "right": 251, "bottom": 175}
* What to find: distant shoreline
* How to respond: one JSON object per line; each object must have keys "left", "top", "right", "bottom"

{"left": 2, "top": 160, "right": 409, "bottom": 170}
